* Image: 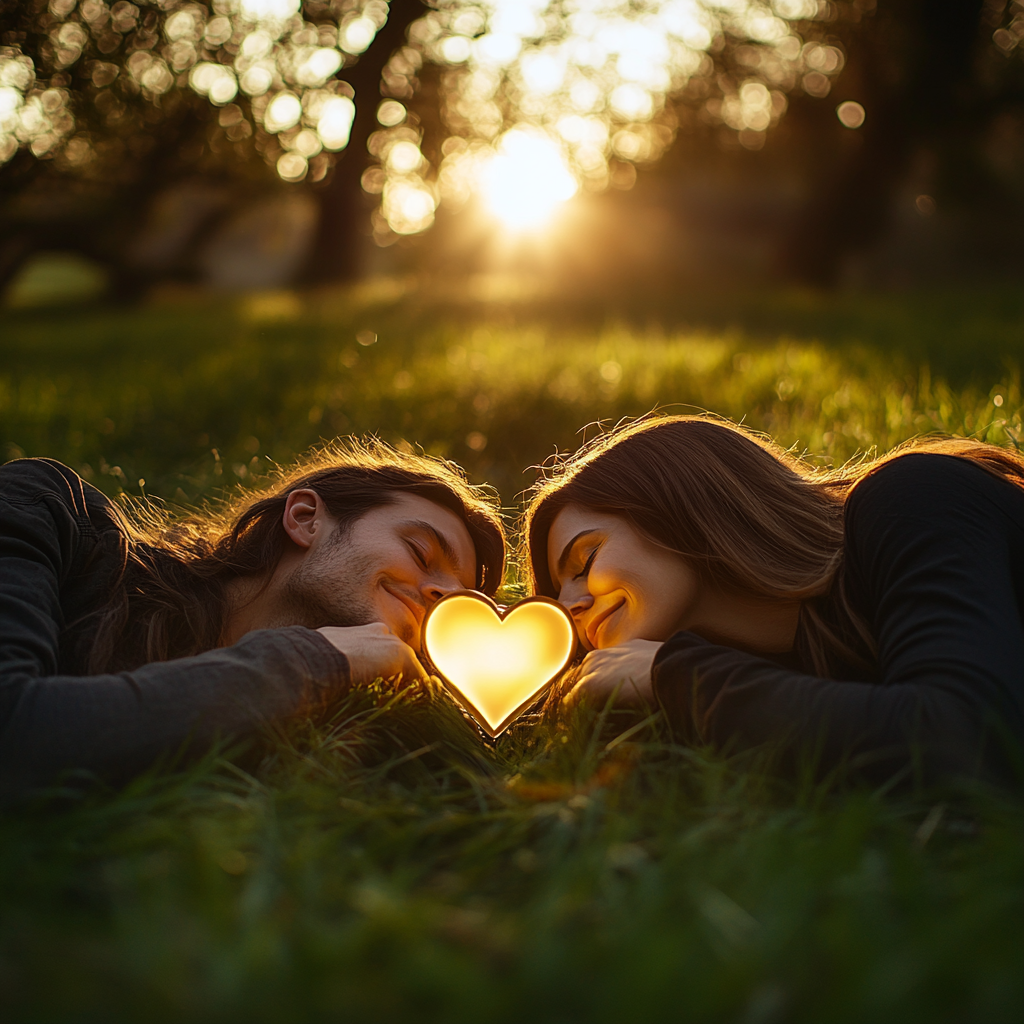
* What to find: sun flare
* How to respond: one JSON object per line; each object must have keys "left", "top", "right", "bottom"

{"left": 480, "top": 130, "right": 579, "bottom": 231}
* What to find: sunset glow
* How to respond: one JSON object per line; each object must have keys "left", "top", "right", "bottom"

{"left": 480, "top": 130, "right": 579, "bottom": 230}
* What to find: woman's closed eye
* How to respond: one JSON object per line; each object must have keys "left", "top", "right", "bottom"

{"left": 573, "top": 547, "right": 597, "bottom": 581}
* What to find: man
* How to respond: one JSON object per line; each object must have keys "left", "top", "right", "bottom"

{"left": 0, "top": 442, "right": 505, "bottom": 793}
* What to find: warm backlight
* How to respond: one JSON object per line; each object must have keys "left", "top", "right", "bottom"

{"left": 480, "top": 130, "right": 579, "bottom": 231}
{"left": 423, "top": 592, "right": 576, "bottom": 737}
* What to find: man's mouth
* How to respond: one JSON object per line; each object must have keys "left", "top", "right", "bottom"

{"left": 382, "top": 584, "right": 425, "bottom": 636}
{"left": 585, "top": 599, "right": 625, "bottom": 649}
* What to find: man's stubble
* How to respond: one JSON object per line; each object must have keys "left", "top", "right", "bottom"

{"left": 278, "top": 536, "right": 380, "bottom": 633}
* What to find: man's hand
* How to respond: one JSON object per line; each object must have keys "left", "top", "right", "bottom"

{"left": 564, "top": 638, "right": 663, "bottom": 709}
{"left": 317, "top": 623, "right": 427, "bottom": 687}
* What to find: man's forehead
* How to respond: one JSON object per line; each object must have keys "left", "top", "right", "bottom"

{"left": 387, "top": 491, "right": 463, "bottom": 524}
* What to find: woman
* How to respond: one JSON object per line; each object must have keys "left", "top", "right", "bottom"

{"left": 525, "top": 416, "right": 1024, "bottom": 787}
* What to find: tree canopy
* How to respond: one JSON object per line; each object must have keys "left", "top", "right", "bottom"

{"left": 1, "top": 0, "right": 1021, "bottom": 288}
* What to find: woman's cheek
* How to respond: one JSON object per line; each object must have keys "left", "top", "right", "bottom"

{"left": 576, "top": 619, "right": 592, "bottom": 650}
{"left": 586, "top": 563, "right": 617, "bottom": 597}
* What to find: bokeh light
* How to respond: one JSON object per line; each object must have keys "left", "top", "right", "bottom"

{"left": 837, "top": 100, "right": 866, "bottom": 128}
{"left": 0, "top": 0, "right": 391, "bottom": 183}
{"left": 316, "top": 96, "right": 356, "bottom": 151}
{"left": 1, "top": 0, "right": 863, "bottom": 238}
{"left": 368, "top": 0, "right": 852, "bottom": 240}
{"left": 383, "top": 179, "right": 437, "bottom": 235}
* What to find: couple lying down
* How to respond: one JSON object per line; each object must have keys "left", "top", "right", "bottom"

{"left": 1, "top": 416, "right": 1022, "bottom": 795}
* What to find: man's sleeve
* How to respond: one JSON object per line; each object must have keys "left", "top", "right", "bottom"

{"left": 652, "top": 456, "right": 1024, "bottom": 786}
{"left": 0, "top": 459, "right": 349, "bottom": 794}
{"left": 0, "top": 627, "right": 349, "bottom": 793}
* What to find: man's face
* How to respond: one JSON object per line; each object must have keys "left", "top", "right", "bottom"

{"left": 280, "top": 492, "right": 479, "bottom": 649}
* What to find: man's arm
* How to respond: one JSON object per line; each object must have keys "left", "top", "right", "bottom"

{"left": 0, "top": 626, "right": 350, "bottom": 793}
{"left": 0, "top": 459, "right": 351, "bottom": 793}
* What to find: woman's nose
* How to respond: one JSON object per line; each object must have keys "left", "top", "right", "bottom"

{"left": 559, "top": 585, "right": 593, "bottom": 618}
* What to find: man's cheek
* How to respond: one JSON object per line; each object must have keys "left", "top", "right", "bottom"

{"left": 376, "top": 602, "right": 417, "bottom": 647}
{"left": 395, "top": 619, "right": 419, "bottom": 649}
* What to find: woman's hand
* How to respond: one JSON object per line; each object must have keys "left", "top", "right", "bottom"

{"left": 317, "top": 623, "right": 427, "bottom": 687}
{"left": 564, "top": 638, "right": 663, "bottom": 709}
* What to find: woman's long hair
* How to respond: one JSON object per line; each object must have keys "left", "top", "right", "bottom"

{"left": 524, "top": 416, "right": 1024, "bottom": 677}
{"left": 89, "top": 439, "right": 506, "bottom": 673}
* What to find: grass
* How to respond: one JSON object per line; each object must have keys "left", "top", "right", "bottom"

{"left": 1, "top": 283, "right": 1020, "bottom": 505}
{"left": 1, "top": 282, "right": 1022, "bottom": 1022}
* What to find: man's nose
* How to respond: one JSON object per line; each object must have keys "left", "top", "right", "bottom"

{"left": 422, "top": 572, "right": 465, "bottom": 605}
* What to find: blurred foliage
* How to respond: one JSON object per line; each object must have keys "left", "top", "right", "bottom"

{"left": 0, "top": 0, "right": 427, "bottom": 290}
{"left": 0, "top": 0, "right": 851, "bottom": 241}
{"left": 5, "top": 0, "right": 1022, "bottom": 293}
{"left": 0, "top": 0, "right": 389, "bottom": 183}
{"left": 367, "top": 0, "right": 851, "bottom": 238}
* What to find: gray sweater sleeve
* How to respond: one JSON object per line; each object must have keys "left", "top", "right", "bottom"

{"left": 0, "top": 459, "right": 350, "bottom": 792}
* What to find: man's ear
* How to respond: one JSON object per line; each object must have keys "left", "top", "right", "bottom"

{"left": 282, "top": 489, "right": 327, "bottom": 550}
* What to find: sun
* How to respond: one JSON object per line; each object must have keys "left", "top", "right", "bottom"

{"left": 480, "top": 129, "right": 579, "bottom": 231}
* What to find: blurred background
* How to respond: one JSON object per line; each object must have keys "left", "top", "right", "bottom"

{"left": 1, "top": 0, "right": 1022, "bottom": 508}
{"left": 2, "top": 0, "right": 1022, "bottom": 303}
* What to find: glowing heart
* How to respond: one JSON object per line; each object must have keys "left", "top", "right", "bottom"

{"left": 423, "top": 592, "right": 577, "bottom": 737}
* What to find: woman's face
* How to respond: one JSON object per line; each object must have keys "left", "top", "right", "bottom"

{"left": 545, "top": 504, "right": 701, "bottom": 650}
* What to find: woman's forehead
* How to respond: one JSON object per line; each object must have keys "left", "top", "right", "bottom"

{"left": 546, "top": 505, "right": 620, "bottom": 559}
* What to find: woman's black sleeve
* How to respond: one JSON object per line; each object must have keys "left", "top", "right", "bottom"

{"left": 651, "top": 455, "right": 1024, "bottom": 786}
{"left": 0, "top": 459, "right": 350, "bottom": 794}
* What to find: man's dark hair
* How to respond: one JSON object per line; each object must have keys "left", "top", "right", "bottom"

{"left": 90, "top": 439, "right": 506, "bottom": 672}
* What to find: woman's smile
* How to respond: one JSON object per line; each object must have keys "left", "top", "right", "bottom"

{"left": 546, "top": 504, "right": 703, "bottom": 648}
{"left": 584, "top": 597, "right": 626, "bottom": 649}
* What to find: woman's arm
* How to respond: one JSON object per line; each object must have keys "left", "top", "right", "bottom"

{"left": 654, "top": 456, "right": 1024, "bottom": 787}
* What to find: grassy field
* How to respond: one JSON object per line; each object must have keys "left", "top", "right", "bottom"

{"left": 1, "top": 283, "right": 1022, "bottom": 1022}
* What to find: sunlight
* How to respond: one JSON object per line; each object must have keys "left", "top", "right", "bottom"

{"left": 480, "top": 129, "right": 579, "bottom": 231}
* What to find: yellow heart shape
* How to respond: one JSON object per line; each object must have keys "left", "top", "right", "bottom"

{"left": 423, "top": 592, "right": 577, "bottom": 737}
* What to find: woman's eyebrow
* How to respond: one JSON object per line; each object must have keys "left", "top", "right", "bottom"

{"left": 556, "top": 529, "right": 597, "bottom": 579}
{"left": 403, "top": 519, "right": 463, "bottom": 573}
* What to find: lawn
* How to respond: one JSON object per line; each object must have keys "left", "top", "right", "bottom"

{"left": 1, "top": 283, "right": 1022, "bottom": 1022}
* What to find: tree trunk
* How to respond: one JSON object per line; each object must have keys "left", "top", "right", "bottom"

{"left": 780, "top": 0, "right": 987, "bottom": 285}
{"left": 301, "top": 0, "right": 428, "bottom": 284}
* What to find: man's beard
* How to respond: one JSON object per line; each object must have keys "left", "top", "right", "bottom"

{"left": 278, "top": 545, "right": 379, "bottom": 631}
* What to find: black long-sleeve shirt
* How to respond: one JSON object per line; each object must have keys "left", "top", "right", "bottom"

{"left": 0, "top": 459, "right": 350, "bottom": 794}
{"left": 652, "top": 454, "right": 1024, "bottom": 787}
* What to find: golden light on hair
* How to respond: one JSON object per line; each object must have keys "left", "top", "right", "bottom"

{"left": 424, "top": 592, "right": 576, "bottom": 737}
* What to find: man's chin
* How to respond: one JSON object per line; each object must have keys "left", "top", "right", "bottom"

{"left": 383, "top": 616, "right": 420, "bottom": 649}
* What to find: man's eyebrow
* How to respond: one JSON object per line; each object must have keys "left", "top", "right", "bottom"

{"left": 556, "top": 529, "right": 597, "bottom": 580}
{"left": 405, "top": 519, "right": 464, "bottom": 573}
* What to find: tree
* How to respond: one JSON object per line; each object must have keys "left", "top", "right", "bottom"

{"left": 0, "top": 0, "right": 428, "bottom": 292}
{"left": 2, "top": 0, "right": 1020, "bottom": 293}
{"left": 778, "top": 0, "right": 1024, "bottom": 283}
